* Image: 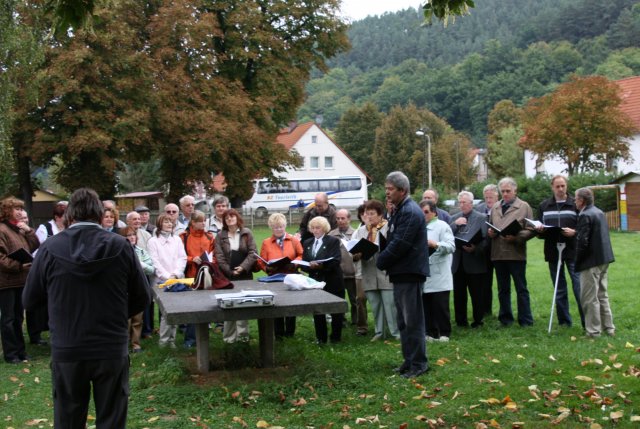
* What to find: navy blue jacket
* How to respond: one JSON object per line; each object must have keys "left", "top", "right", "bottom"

{"left": 376, "top": 196, "right": 429, "bottom": 283}
{"left": 23, "top": 223, "right": 151, "bottom": 362}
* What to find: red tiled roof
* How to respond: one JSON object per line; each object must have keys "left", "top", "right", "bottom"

{"left": 276, "top": 121, "right": 372, "bottom": 182}
{"left": 616, "top": 75, "right": 640, "bottom": 130}
{"left": 276, "top": 122, "right": 315, "bottom": 151}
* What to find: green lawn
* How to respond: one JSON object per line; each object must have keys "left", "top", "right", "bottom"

{"left": 2, "top": 231, "right": 639, "bottom": 428}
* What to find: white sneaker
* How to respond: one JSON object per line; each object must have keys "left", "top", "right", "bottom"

{"left": 370, "top": 334, "right": 383, "bottom": 342}
{"left": 438, "top": 336, "right": 450, "bottom": 342}
{"left": 426, "top": 335, "right": 437, "bottom": 342}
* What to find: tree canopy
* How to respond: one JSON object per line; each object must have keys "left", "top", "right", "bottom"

{"left": 520, "top": 75, "right": 638, "bottom": 175}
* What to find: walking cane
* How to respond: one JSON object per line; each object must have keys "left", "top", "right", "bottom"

{"left": 548, "top": 242, "right": 566, "bottom": 334}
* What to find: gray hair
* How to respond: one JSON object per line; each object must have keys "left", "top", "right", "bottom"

{"left": 575, "top": 187, "right": 594, "bottom": 206}
{"left": 483, "top": 184, "right": 498, "bottom": 195}
{"left": 179, "top": 195, "right": 195, "bottom": 206}
{"left": 458, "top": 190, "right": 474, "bottom": 202}
{"left": 385, "top": 171, "right": 410, "bottom": 194}
{"left": 498, "top": 177, "right": 518, "bottom": 191}
{"left": 213, "top": 195, "right": 229, "bottom": 207}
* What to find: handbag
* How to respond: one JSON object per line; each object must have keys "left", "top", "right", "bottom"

{"left": 192, "top": 261, "right": 234, "bottom": 290}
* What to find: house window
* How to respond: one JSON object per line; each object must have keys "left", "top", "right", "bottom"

{"left": 310, "top": 156, "right": 319, "bottom": 169}
{"left": 311, "top": 135, "right": 318, "bottom": 144}
{"left": 324, "top": 156, "right": 334, "bottom": 169}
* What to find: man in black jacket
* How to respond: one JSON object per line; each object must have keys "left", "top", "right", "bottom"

{"left": 535, "top": 175, "right": 584, "bottom": 328}
{"left": 572, "top": 187, "right": 615, "bottom": 338}
{"left": 297, "top": 192, "right": 337, "bottom": 243}
{"left": 23, "top": 188, "right": 151, "bottom": 429}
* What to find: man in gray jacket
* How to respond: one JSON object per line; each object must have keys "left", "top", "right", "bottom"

{"left": 572, "top": 187, "right": 615, "bottom": 338}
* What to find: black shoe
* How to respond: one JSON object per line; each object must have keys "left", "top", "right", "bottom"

{"left": 401, "top": 367, "right": 429, "bottom": 379}
{"left": 5, "top": 358, "right": 22, "bottom": 364}
{"left": 19, "top": 355, "right": 31, "bottom": 362}
{"left": 393, "top": 364, "right": 410, "bottom": 374}
{"left": 31, "top": 339, "right": 48, "bottom": 346}
{"left": 470, "top": 321, "right": 483, "bottom": 328}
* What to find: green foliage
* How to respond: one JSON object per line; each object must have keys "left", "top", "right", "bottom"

{"left": 116, "top": 160, "right": 164, "bottom": 194}
{"left": 422, "top": 0, "right": 475, "bottom": 25}
{"left": 334, "top": 102, "right": 382, "bottom": 180}
{"left": 486, "top": 126, "right": 525, "bottom": 178}
{"left": 595, "top": 47, "right": 640, "bottom": 79}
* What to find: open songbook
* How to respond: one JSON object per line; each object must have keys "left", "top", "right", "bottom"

{"left": 485, "top": 219, "right": 522, "bottom": 237}
{"left": 454, "top": 228, "right": 483, "bottom": 248}
{"left": 8, "top": 247, "right": 33, "bottom": 264}
{"left": 291, "top": 257, "right": 335, "bottom": 267}
{"left": 254, "top": 253, "right": 292, "bottom": 269}
{"left": 340, "top": 237, "right": 378, "bottom": 260}
{"left": 524, "top": 218, "right": 562, "bottom": 232}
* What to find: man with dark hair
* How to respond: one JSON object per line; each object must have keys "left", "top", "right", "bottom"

{"left": 572, "top": 187, "right": 615, "bottom": 338}
{"left": 535, "top": 175, "right": 584, "bottom": 328}
{"left": 23, "top": 187, "right": 151, "bottom": 428}
{"left": 377, "top": 172, "right": 429, "bottom": 378}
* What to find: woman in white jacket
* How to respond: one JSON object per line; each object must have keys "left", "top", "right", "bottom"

{"left": 420, "top": 200, "right": 455, "bottom": 342}
{"left": 147, "top": 213, "right": 187, "bottom": 347}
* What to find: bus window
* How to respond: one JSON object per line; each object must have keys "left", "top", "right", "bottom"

{"left": 297, "top": 180, "right": 319, "bottom": 193}
{"left": 258, "top": 182, "right": 269, "bottom": 194}
{"left": 319, "top": 179, "right": 339, "bottom": 192}
{"left": 340, "top": 178, "right": 362, "bottom": 191}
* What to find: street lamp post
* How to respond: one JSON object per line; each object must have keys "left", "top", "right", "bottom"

{"left": 416, "top": 128, "right": 432, "bottom": 190}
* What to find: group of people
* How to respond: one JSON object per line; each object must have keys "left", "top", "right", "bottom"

{"left": 0, "top": 170, "right": 616, "bottom": 427}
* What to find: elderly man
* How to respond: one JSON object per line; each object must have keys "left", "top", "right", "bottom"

{"left": 177, "top": 195, "right": 195, "bottom": 233}
{"left": 572, "top": 187, "right": 615, "bottom": 338}
{"left": 422, "top": 189, "right": 451, "bottom": 223}
{"left": 298, "top": 193, "right": 337, "bottom": 243}
{"left": 536, "top": 175, "right": 584, "bottom": 328}
{"left": 163, "top": 203, "right": 180, "bottom": 226}
{"left": 487, "top": 177, "right": 535, "bottom": 327}
{"left": 328, "top": 209, "right": 367, "bottom": 334}
{"left": 377, "top": 172, "right": 429, "bottom": 379}
{"left": 206, "top": 196, "right": 229, "bottom": 237}
{"left": 449, "top": 191, "right": 488, "bottom": 328}
{"left": 126, "top": 211, "right": 152, "bottom": 251}
{"left": 135, "top": 205, "right": 155, "bottom": 234}
{"left": 475, "top": 184, "right": 499, "bottom": 315}
{"left": 24, "top": 188, "right": 150, "bottom": 428}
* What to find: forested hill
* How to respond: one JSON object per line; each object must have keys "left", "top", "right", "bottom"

{"left": 298, "top": 0, "right": 640, "bottom": 143}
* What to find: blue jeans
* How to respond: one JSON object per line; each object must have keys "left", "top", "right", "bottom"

{"left": 393, "top": 282, "right": 428, "bottom": 371}
{"left": 494, "top": 261, "right": 533, "bottom": 326}
{"left": 548, "top": 259, "right": 584, "bottom": 327}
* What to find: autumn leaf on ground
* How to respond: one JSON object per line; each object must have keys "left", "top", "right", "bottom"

{"left": 232, "top": 416, "right": 248, "bottom": 428}
{"left": 624, "top": 342, "right": 635, "bottom": 348}
{"left": 231, "top": 391, "right": 241, "bottom": 399}
{"left": 480, "top": 398, "right": 501, "bottom": 406}
{"left": 256, "top": 420, "right": 269, "bottom": 428}
{"left": 25, "top": 419, "right": 48, "bottom": 426}
{"left": 147, "top": 416, "right": 160, "bottom": 423}
{"left": 610, "top": 411, "right": 624, "bottom": 421}
{"left": 630, "top": 415, "right": 640, "bottom": 422}
{"left": 575, "top": 375, "right": 593, "bottom": 382}
{"left": 292, "top": 398, "right": 307, "bottom": 407}
{"left": 549, "top": 355, "right": 556, "bottom": 361}
{"left": 552, "top": 411, "right": 570, "bottom": 424}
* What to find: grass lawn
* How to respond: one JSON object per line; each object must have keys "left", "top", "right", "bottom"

{"left": 2, "top": 230, "right": 639, "bottom": 428}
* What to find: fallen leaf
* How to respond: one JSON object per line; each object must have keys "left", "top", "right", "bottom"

{"left": 517, "top": 354, "right": 525, "bottom": 359}
{"left": 233, "top": 416, "right": 248, "bottom": 427}
{"left": 147, "top": 416, "right": 160, "bottom": 423}
{"left": 256, "top": 420, "right": 269, "bottom": 428}
{"left": 625, "top": 342, "right": 635, "bottom": 348}
{"left": 231, "top": 391, "right": 241, "bottom": 399}
{"left": 491, "top": 359, "right": 500, "bottom": 364}
{"left": 452, "top": 391, "right": 460, "bottom": 400}
{"left": 552, "top": 411, "right": 570, "bottom": 424}
{"left": 610, "top": 411, "right": 623, "bottom": 420}
{"left": 512, "top": 422, "right": 525, "bottom": 428}
{"left": 22, "top": 368, "right": 30, "bottom": 374}
{"left": 34, "top": 377, "right": 40, "bottom": 384}
{"left": 630, "top": 415, "right": 640, "bottom": 422}
{"left": 575, "top": 376, "right": 593, "bottom": 382}
{"left": 549, "top": 355, "right": 556, "bottom": 361}
{"left": 8, "top": 377, "right": 18, "bottom": 383}
{"left": 292, "top": 398, "right": 307, "bottom": 406}
{"left": 25, "top": 419, "right": 48, "bottom": 426}
{"left": 590, "top": 424, "right": 603, "bottom": 429}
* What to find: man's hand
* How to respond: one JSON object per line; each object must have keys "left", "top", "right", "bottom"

{"left": 561, "top": 227, "right": 576, "bottom": 237}
{"left": 462, "top": 244, "right": 475, "bottom": 253}
{"left": 487, "top": 228, "right": 497, "bottom": 238}
{"left": 309, "top": 261, "right": 321, "bottom": 270}
{"left": 427, "top": 239, "right": 438, "bottom": 249}
{"left": 453, "top": 217, "right": 467, "bottom": 226}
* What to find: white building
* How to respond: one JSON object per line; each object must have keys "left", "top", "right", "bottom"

{"left": 524, "top": 75, "right": 640, "bottom": 178}
{"left": 275, "top": 121, "right": 371, "bottom": 183}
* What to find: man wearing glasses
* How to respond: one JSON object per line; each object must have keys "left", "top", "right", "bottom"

{"left": 176, "top": 195, "right": 195, "bottom": 234}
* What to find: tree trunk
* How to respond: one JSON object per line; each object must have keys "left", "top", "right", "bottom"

{"left": 17, "top": 155, "right": 33, "bottom": 218}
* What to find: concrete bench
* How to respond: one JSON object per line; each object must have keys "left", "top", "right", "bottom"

{"left": 151, "top": 280, "right": 347, "bottom": 373}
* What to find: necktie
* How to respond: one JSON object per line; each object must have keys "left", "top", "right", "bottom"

{"left": 313, "top": 239, "right": 321, "bottom": 257}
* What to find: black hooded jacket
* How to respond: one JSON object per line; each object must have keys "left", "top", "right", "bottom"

{"left": 23, "top": 223, "right": 151, "bottom": 362}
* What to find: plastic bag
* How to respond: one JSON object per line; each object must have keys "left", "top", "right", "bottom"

{"left": 283, "top": 274, "right": 326, "bottom": 290}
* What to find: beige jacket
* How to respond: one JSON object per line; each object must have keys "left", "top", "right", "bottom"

{"left": 489, "top": 197, "right": 535, "bottom": 261}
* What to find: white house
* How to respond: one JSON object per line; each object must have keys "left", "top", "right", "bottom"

{"left": 275, "top": 121, "right": 371, "bottom": 183}
{"left": 524, "top": 75, "right": 640, "bottom": 178}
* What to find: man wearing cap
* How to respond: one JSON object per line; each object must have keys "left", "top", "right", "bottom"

{"left": 135, "top": 205, "right": 154, "bottom": 234}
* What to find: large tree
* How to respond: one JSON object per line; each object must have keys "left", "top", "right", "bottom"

{"left": 520, "top": 75, "right": 637, "bottom": 175}
{"left": 334, "top": 102, "right": 382, "bottom": 180}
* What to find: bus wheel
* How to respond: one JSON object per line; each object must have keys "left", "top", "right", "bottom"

{"left": 255, "top": 207, "right": 268, "bottom": 218}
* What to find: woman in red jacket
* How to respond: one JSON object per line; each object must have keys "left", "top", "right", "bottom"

{"left": 258, "top": 213, "right": 303, "bottom": 338}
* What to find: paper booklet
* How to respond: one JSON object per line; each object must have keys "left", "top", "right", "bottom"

{"left": 254, "top": 253, "right": 292, "bottom": 268}
{"left": 455, "top": 228, "right": 483, "bottom": 247}
{"left": 485, "top": 219, "right": 522, "bottom": 236}
{"left": 341, "top": 237, "right": 378, "bottom": 260}
{"left": 291, "top": 257, "right": 335, "bottom": 267}
{"left": 524, "top": 218, "right": 562, "bottom": 231}
{"left": 8, "top": 247, "right": 33, "bottom": 264}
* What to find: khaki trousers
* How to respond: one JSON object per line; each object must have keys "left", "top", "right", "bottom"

{"left": 579, "top": 264, "right": 615, "bottom": 337}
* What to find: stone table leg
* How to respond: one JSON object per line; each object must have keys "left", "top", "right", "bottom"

{"left": 195, "top": 322, "right": 210, "bottom": 373}
{"left": 258, "top": 318, "right": 275, "bottom": 368}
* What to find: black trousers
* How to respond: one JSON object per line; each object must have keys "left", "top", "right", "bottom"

{"left": 274, "top": 317, "right": 296, "bottom": 337}
{"left": 453, "top": 269, "right": 486, "bottom": 327}
{"left": 142, "top": 302, "right": 155, "bottom": 336}
{"left": 313, "top": 288, "right": 345, "bottom": 342}
{"left": 52, "top": 357, "right": 130, "bottom": 429}
{"left": 422, "top": 291, "right": 451, "bottom": 338}
{"left": 0, "top": 287, "right": 27, "bottom": 361}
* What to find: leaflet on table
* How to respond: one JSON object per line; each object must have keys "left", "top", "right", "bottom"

{"left": 485, "top": 219, "right": 522, "bottom": 236}
{"left": 340, "top": 237, "right": 378, "bottom": 260}
{"left": 213, "top": 290, "right": 276, "bottom": 300}
{"left": 291, "top": 257, "right": 335, "bottom": 267}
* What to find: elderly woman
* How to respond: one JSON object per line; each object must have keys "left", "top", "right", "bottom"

{"left": 420, "top": 200, "right": 456, "bottom": 342}
{"left": 259, "top": 213, "right": 303, "bottom": 338}
{"left": 353, "top": 200, "right": 399, "bottom": 341}
{"left": 122, "top": 226, "right": 154, "bottom": 352}
{"left": 301, "top": 216, "right": 344, "bottom": 344}
{"left": 215, "top": 209, "right": 257, "bottom": 343}
{"left": 147, "top": 214, "right": 187, "bottom": 347}
{"left": 0, "top": 197, "right": 39, "bottom": 363}
{"left": 101, "top": 207, "right": 119, "bottom": 233}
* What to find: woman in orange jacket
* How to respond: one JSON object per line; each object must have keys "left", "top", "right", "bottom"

{"left": 180, "top": 210, "right": 216, "bottom": 278}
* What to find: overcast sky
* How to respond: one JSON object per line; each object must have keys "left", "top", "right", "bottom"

{"left": 340, "top": 0, "right": 422, "bottom": 21}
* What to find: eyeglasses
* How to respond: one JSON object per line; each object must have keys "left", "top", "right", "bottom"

{"left": 422, "top": 210, "right": 431, "bottom": 214}
{"left": 166, "top": 210, "right": 178, "bottom": 214}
